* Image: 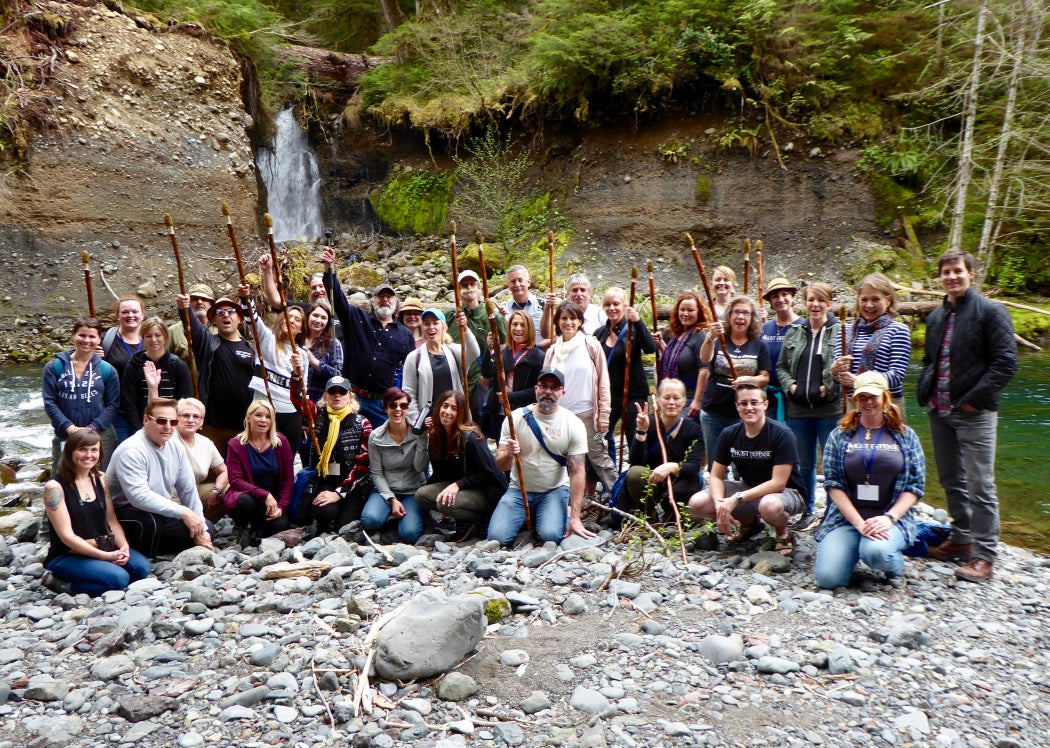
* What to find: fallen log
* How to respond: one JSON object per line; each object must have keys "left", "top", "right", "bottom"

{"left": 274, "top": 46, "right": 387, "bottom": 94}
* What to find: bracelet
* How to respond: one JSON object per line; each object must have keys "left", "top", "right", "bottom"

{"left": 882, "top": 513, "right": 896, "bottom": 524}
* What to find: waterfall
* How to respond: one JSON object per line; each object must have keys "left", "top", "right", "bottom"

{"left": 257, "top": 108, "right": 324, "bottom": 243}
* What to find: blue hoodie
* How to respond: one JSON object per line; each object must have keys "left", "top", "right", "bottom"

{"left": 42, "top": 351, "right": 120, "bottom": 438}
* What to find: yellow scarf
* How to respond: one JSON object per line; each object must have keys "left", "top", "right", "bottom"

{"left": 317, "top": 403, "right": 354, "bottom": 477}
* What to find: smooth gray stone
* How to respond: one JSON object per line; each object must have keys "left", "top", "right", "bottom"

{"left": 521, "top": 547, "right": 557, "bottom": 568}
{"left": 499, "top": 649, "right": 529, "bottom": 666}
{"left": 189, "top": 586, "right": 221, "bottom": 608}
{"left": 238, "top": 623, "right": 272, "bottom": 638}
{"left": 273, "top": 705, "right": 298, "bottom": 723}
{"left": 631, "top": 592, "right": 661, "bottom": 612}
{"left": 560, "top": 535, "right": 603, "bottom": 551}
{"left": 117, "top": 606, "right": 153, "bottom": 628}
{"left": 894, "top": 710, "right": 931, "bottom": 734}
{"left": 756, "top": 656, "right": 801, "bottom": 674}
{"left": 265, "top": 672, "right": 300, "bottom": 693}
{"left": 62, "top": 687, "right": 93, "bottom": 713}
{"left": 520, "top": 690, "right": 551, "bottom": 714}
{"left": 374, "top": 589, "right": 485, "bottom": 681}
{"left": 23, "top": 714, "right": 83, "bottom": 741}
{"left": 401, "top": 697, "right": 433, "bottom": 715}
{"left": 562, "top": 593, "right": 586, "bottom": 615}
{"left": 698, "top": 634, "right": 744, "bottom": 665}
{"left": 249, "top": 643, "right": 282, "bottom": 667}
{"left": 0, "top": 648, "right": 24, "bottom": 665}
{"left": 749, "top": 551, "right": 792, "bottom": 573}
{"left": 495, "top": 722, "right": 525, "bottom": 746}
{"left": 437, "top": 672, "right": 477, "bottom": 702}
{"left": 310, "top": 573, "right": 345, "bottom": 599}
{"left": 117, "top": 695, "right": 178, "bottom": 722}
{"left": 24, "top": 676, "right": 69, "bottom": 701}
{"left": 178, "top": 731, "right": 205, "bottom": 747}
{"left": 184, "top": 618, "right": 215, "bottom": 636}
{"left": 346, "top": 596, "right": 376, "bottom": 618}
{"left": 90, "top": 654, "right": 136, "bottom": 680}
{"left": 219, "top": 685, "right": 270, "bottom": 709}
{"left": 607, "top": 580, "right": 641, "bottom": 599}
{"left": 569, "top": 686, "right": 610, "bottom": 714}
{"left": 219, "top": 704, "right": 256, "bottom": 720}
{"left": 827, "top": 645, "right": 854, "bottom": 674}
{"left": 126, "top": 577, "right": 164, "bottom": 593}
{"left": 833, "top": 690, "right": 868, "bottom": 706}
{"left": 172, "top": 546, "right": 218, "bottom": 568}
{"left": 664, "top": 721, "right": 692, "bottom": 737}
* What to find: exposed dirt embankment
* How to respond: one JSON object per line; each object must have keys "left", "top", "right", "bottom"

{"left": 0, "top": 0, "right": 258, "bottom": 359}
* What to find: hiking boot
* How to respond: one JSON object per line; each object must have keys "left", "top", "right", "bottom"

{"left": 793, "top": 512, "right": 821, "bottom": 532}
{"left": 927, "top": 540, "right": 973, "bottom": 561}
{"left": 955, "top": 558, "right": 994, "bottom": 583}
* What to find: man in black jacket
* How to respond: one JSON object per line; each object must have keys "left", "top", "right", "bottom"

{"left": 918, "top": 249, "right": 1018, "bottom": 582}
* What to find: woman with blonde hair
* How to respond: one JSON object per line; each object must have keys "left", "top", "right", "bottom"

{"left": 597, "top": 286, "right": 656, "bottom": 458}
{"left": 710, "top": 266, "right": 737, "bottom": 321}
{"left": 224, "top": 399, "right": 293, "bottom": 540}
{"left": 103, "top": 295, "right": 147, "bottom": 442}
{"left": 176, "top": 398, "right": 229, "bottom": 522}
{"left": 832, "top": 272, "right": 911, "bottom": 414}
{"left": 814, "top": 371, "right": 924, "bottom": 588}
{"left": 403, "top": 308, "right": 479, "bottom": 424}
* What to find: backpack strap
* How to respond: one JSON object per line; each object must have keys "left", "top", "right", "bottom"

{"left": 102, "top": 327, "right": 118, "bottom": 354}
{"left": 520, "top": 408, "right": 567, "bottom": 468}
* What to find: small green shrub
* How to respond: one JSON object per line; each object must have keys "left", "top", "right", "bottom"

{"left": 695, "top": 174, "right": 713, "bottom": 205}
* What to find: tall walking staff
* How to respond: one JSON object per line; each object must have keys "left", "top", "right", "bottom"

{"left": 755, "top": 240, "right": 764, "bottom": 303}
{"left": 546, "top": 230, "right": 556, "bottom": 342}
{"left": 618, "top": 267, "right": 638, "bottom": 470}
{"left": 475, "top": 231, "right": 491, "bottom": 301}
{"left": 686, "top": 233, "right": 738, "bottom": 378}
{"left": 742, "top": 239, "right": 751, "bottom": 298}
{"left": 487, "top": 300, "right": 532, "bottom": 530}
{"left": 838, "top": 304, "right": 849, "bottom": 415}
{"left": 221, "top": 202, "right": 274, "bottom": 410}
{"left": 264, "top": 213, "right": 322, "bottom": 457}
{"left": 651, "top": 394, "right": 688, "bottom": 564}
{"left": 81, "top": 251, "right": 96, "bottom": 318}
{"left": 647, "top": 260, "right": 660, "bottom": 381}
{"left": 448, "top": 221, "right": 470, "bottom": 403}
{"left": 163, "top": 214, "right": 200, "bottom": 398}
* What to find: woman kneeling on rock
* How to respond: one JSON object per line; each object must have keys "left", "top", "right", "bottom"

{"left": 814, "top": 371, "right": 924, "bottom": 589}
{"left": 415, "top": 391, "right": 507, "bottom": 540}
{"left": 43, "top": 430, "right": 151, "bottom": 596}
{"left": 224, "top": 400, "right": 294, "bottom": 540}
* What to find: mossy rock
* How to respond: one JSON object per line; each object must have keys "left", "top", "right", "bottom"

{"left": 455, "top": 242, "right": 512, "bottom": 279}
{"left": 370, "top": 169, "right": 452, "bottom": 235}
{"left": 339, "top": 264, "right": 383, "bottom": 290}
{"left": 484, "top": 597, "right": 512, "bottom": 623}
{"left": 1008, "top": 308, "right": 1050, "bottom": 344}
{"left": 844, "top": 247, "right": 927, "bottom": 286}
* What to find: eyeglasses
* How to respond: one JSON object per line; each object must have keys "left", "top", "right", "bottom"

{"left": 735, "top": 400, "right": 764, "bottom": 408}
{"left": 147, "top": 415, "right": 177, "bottom": 426}
{"left": 213, "top": 308, "right": 239, "bottom": 318}
{"left": 387, "top": 402, "right": 409, "bottom": 411}
{"left": 731, "top": 310, "right": 753, "bottom": 318}
{"left": 535, "top": 382, "right": 563, "bottom": 392}
{"left": 180, "top": 413, "right": 202, "bottom": 421}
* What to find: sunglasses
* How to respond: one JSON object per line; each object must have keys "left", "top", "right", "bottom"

{"left": 327, "top": 388, "right": 349, "bottom": 396}
{"left": 213, "top": 308, "right": 239, "bottom": 317}
{"left": 147, "top": 415, "right": 177, "bottom": 426}
{"left": 387, "top": 402, "right": 409, "bottom": 411}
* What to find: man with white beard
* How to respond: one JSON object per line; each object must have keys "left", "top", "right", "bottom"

{"left": 321, "top": 247, "right": 414, "bottom": 427}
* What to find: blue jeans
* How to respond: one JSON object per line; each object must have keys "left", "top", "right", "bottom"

{"left": 361, "top": 489, "right": 424, "bottom": 543}
{"left": 700, "top": 410, "right": 739, "bottom": 470}
{"left": 786, "top": 415, "right": 840, "bottom": 513}
{"left": 814, "top": 523, "right": 906, "bottom": 589}
{"left": 487, "top": 486, "right": 568, "bottom": 546}
{"left": 928, "top": 409, "right": 1000, "bottom": 562}
{"left": 46, "top": 550, "right": 152, "bottom": 597}
{"left": 358, "top": 398, "right": 387, "bottom": 428}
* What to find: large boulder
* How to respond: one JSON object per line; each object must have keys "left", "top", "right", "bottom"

{"left": 373, "top": 589, "right": 486, "bottom": 681}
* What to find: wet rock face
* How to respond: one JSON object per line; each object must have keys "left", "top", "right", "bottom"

{"left": 0, "top": 1, "right": 258, "bottom": 357}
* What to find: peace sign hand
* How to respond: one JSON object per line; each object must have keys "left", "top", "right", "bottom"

{"left": 635, "top": 401, "right": 650, "bottom": 434}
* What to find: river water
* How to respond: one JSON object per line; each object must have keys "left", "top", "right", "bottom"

{"left": 3, "top": 354, "right": 1048, "bottom": 551}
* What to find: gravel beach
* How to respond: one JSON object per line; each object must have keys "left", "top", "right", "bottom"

{"left": 0, "top": 503, "right": 1046, "bottom": 748}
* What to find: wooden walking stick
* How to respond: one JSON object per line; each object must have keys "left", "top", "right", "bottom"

{"left": 651, "top": 394, "right": 688, "bottom": 564}
{"left": 742, "top": 239, "right": 751, "bottom": 298}
{"left": 487, "top": 299, "right": 531, "bottom": 529}
{"left": 221, "top": 202, "right": 274, "bottom": 410}
{"left": 265, "top": 213, "right": 322, "bottom": 457}
{"left": 647, "top": 259, "right": 660, "bottom": 380}
{"left": 755, "top": 240, "right": 764, "bottom": 302}
{"left": 81, "top": 251, "right": 96, "bottom": 319}
{"left": 448, "top": 221, "right": 470, "bottom": 404}
{"left": 163, "top": 214, "right": 200, "bottom": 398}
{"left": 838, "top": 304, "right": 849, "bottom": 415}
{"left": 475, "top": 231, "right": 490, "bottom": 301}
{"left": 618, "top": 267, "right": 638, "bottom": 471}
{"left": 686, "top": 232, "right": 738, "bottom": 378}
{"left": 546, "top": 230, "right": 556, "bottom": 343}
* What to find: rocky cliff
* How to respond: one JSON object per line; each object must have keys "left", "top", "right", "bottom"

{"left": 0, "top": 0, "right": 258, "bottom": 359}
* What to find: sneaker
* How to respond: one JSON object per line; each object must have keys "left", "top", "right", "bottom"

{"left": 794, "top": 512, "right": 821, "bottom": 532}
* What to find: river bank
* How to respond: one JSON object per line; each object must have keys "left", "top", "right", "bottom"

{"left": 0, "top": 509, "right": 1047, "bottom": 747}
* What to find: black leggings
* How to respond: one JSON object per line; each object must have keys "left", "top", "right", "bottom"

{"left": 228, "top": 492, "right": 291, "bottom": 536}
{"left": 116, "top": 505, "right": 216, "bottom": 557}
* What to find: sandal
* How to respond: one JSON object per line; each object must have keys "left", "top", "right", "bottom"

{"left": 774, "top": 532, "right": 796, "bottom": 557}
{"left": 727, "top": 518, "right": 765, "bottom": 544}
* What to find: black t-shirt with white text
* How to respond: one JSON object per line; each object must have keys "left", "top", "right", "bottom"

{"left": 843, "top": 428, "right": 904, "bottom": 519}
{"left": 207, "top": 337, "right": 255, "bottom": 430}
{"left": 714, "top": 419, "right": 806, "bottom": 495}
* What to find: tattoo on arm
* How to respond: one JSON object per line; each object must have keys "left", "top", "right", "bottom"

{"left": 45, "top": 484, "right": 64, "bottom": 511}
{"left": 567, "top": 454, "right": 585, "bottom": 476}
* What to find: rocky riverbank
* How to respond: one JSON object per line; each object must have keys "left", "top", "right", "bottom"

{"left": 0, "top": 502, "right": 1046, "bottom": 748}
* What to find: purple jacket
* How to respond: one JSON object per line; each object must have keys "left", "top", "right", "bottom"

{"left": 224, "top": 434, "right": 294, "bottom": 512}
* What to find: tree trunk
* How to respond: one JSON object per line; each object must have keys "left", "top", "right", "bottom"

{"left": 976, "top": 0, "right": 1041, "bottom": 289}
{"left": 274, "top": 46, "right": 387, "bottom": 96}
{"left": 946, "top": 0, "right": 988, "bottom": 253}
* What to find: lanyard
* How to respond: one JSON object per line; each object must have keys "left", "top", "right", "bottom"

{"left": 862, "top": 427, "right": 884, "bottom": 483}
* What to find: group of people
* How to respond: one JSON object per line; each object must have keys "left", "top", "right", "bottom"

{"left": 39, "top": 246, "right": 1017, "bottom": 597}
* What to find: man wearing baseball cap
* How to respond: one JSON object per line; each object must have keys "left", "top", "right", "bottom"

{"left": 169, "top": 282, "right": 215, "bottom": 362}
{"left": 446, "top": 269, "right": 505, "bottom": 419}
{"left": 320, "top": 247, "right": 414, "bottom": 427}
{"left": 487, "top": 368, "right": 597, "bottom": 546}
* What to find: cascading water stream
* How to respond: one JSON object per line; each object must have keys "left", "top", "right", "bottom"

{"left": 256, "top": 108, "right": 324, "bottom": 242}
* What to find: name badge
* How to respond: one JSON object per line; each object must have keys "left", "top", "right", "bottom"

{"left": 857, "top": 483, "right": 879, "bottom": 504}
{"left": 327, "top": 462, "right": 341, "bottom": 477}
